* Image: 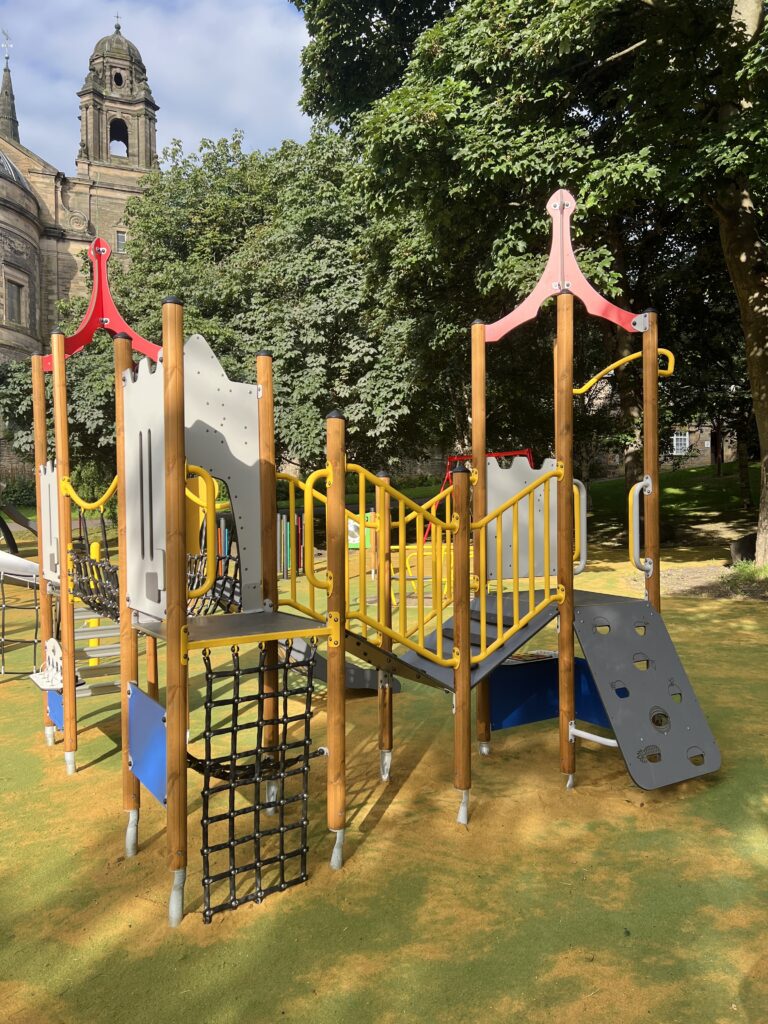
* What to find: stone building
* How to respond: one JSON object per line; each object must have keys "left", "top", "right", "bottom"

{"left": 0, "top": 21, "right": 157, "bottom": 361}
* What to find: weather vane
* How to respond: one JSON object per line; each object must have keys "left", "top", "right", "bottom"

{"left": 1, "top": 29, "right": 12, "bottom": 64}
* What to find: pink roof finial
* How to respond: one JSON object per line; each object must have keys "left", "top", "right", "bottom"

{"left": 41, "top": 238, "right": 160, "bottom": 371}
{"left": 484, "top": 189, "right": 644, "bottom": 343}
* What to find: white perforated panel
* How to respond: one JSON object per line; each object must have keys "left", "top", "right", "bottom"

{"left": 184, "top": 334, "right": 262, "bottom": 613}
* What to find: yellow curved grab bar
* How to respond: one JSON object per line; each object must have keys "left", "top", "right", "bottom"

{"left": 186, "top": 463, "right": 218, "bottom": 599}
{"left": 302, "top": 466, "right": 332, "bottom": 593}
{"left": 60, "top": 474, "right": 118, "bottom": 511}
{"left": 573, "top": 348, "right": 675, "bottom": 396}
{"left": 185, "top": 475, "right": 221, "bottom": 507}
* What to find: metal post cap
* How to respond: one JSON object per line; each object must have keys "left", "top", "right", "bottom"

{"left": 162, "top": 296, "right": 183, "bottom": 305}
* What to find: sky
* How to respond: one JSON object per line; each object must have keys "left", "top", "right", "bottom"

{"left": 0, "top": 0, "right": 311, "bottom": 173}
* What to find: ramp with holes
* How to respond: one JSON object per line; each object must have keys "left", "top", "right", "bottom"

{"left": 573, "top": 593, "right": 720, "bottom": 790}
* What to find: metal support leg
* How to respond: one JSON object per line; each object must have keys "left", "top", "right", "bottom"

{"left": 125, "top": 808, "right": 139, "bottom": 857}
{"left": 168, "top": 867, "right": 186, "bottom": 928}
{"left": 330, "top": 828, "right": 345, "bottom": 870}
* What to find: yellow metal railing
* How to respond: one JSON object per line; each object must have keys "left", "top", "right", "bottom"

{"left": 573, "top": 348, "right": 674, "bottom": 396}
{"left": 470, "top": 465, "right": 566, "bottom": 665}
{"left": 281, "top": 461, "right": 586, "bottom": 674}
{"left": 343, "top": 464, "right": 458, "bottom": 667}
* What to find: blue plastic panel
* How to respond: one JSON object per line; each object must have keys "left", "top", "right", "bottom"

{"left": 48, "top": 690, "right": 63, "bottom": 731}
{"left": 128, "top": 685, "right": 167, "bottom": 805}
{"left": 490, "top": 656, "right": 610, "bottom": 732}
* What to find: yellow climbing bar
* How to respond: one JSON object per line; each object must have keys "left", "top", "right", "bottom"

{"left": 573, "top": 348, "right": 674, "bottom": 396}
{"left": 186, "top": 463, "right": 218, "bottom": 599}
{"left": 60, "top": 474, "right": 118, "bottom": 511}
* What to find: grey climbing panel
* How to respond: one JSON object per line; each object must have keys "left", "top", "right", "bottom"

{"left": 573, "top": 593, "right": 720, "bottom": 790}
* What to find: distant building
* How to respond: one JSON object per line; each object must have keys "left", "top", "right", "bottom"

{"left": 0, "top": 20, "right": 158, "bottom": 360}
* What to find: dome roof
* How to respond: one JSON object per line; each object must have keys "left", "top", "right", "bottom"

{"left": 0, "top": 150, "right": 32, "bottom": 194}
{"left": 91, "top": 22, "right": 145, "bottom": 68}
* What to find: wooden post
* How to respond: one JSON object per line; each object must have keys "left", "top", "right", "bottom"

{"left": 642, "top": 311, "right": 661, "bottom": 612}
{"left": 146, "top": 635, "right": 159, "bottom": 701}
{"left": 51, "top": 331, "right": 78, "bottom": 775}
{"left": 32, "top": 355, "right": 55, "bottom": 744}
{"left": 114, "top": 334, "right": 141, "bottom": 854}
{"left": 555, "top": 294, "right": 575, "bottom": 783}
{"left": 256, "top": 352, "right": 279, "bottom": 753}
{"left": 326, "top": 411, "right": 347, "bottom": 868}
{"left": 162, "top": 298, "right": 189, "bottom": 926}
{"left": 471, "top": 321, "right": 491, "bottom": 754}
{"left": 452, "top": 464, "right": 472, "bottom": 823}
{"left": 377, "top": 472, "right": 393, "bottom": 780}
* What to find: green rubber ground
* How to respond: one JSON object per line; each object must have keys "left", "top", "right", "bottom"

{"left": 1, "top": 548, "right": 766, "bottom": 1023}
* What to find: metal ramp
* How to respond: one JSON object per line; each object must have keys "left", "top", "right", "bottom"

{"left": 345, "top": 591, "right": 559, "bottom": 691}
{"left": 573, "top": 592, "right": 720, "bottom": 790}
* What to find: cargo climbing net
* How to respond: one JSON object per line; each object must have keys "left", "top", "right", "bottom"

{"left": 187, "top": 641, "right": 321, "bottom": 923}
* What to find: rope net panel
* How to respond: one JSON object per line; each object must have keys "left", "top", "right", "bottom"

{"left": 187, "top": 514, "right": 241, "bottom": 616}
{"left": 69, "top": 510, "right": 120, "bottom": 621}
{"left": 188, "top": 640, "right": 319, "bottom": 923}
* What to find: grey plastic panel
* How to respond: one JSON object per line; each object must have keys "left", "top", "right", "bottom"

{"left": 573, "top": 594, "right": 721, "bottom": 790}
{"left": 123, "top": 357, "right": 166, "bottom": 622}
{"left": 39, "top": 461, "right": 60, "bottom": 584}
{"left": 184, "top": 334, "right": 262, "bottom": 613}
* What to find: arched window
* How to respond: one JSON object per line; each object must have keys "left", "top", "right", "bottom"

{"left": 109, "top": 118, "right": 129, "bottom": 158}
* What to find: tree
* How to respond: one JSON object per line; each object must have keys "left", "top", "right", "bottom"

{"left": 0, "top": 132, "right": 425, "bottom": 475}
{"left": 356, "top": 0, "right": 768, "bottom": 557}
{"left": 289, "top": 1, "right": 457, "bottom": 122}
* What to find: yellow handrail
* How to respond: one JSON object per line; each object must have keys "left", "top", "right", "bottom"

{"left": 573, "top": 348, "right": 674, "bottom": 396}
{"left": 302, "top": 466, "right": 333, "bottom": 594}
{"left": 186, "top": 463, "right": 218, "bottom": 599}
{"left": 471, "top": 464, "right": 565, "bottom": 666}
{"left": 60, "top": 474, "right": 118, "bottom": 511}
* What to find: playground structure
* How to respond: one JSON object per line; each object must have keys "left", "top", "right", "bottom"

{"left": 23, "top": 190, "right": 719, "bottom": 928}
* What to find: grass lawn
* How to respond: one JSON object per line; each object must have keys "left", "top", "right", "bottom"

{"left": 1, "top": 467, "right": 766, "bottom": 1023}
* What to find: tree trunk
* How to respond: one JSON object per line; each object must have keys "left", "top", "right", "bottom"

{"left": 736, "top": 425, "right": 754, "bottom": 510}
{"left": 715, "top": 179, "right": 768, "bottom": 564}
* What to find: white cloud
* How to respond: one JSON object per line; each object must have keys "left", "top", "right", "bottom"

{"left": 0, "top": 0, "right": 310, "bottom": 173}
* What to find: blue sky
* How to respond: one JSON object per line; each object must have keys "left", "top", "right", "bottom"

{"left": 0, "top": 0, "right": 311, "bottom": 173}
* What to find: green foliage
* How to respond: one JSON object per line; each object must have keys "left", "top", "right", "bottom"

{"left": 724, "top": 559, "right": 768, "bottom": 599}
{"left": 118, "top": 132, "right": 423, "bottom": 471}
{"left": 290, "top": 1, "right": 458, "bottom": 122}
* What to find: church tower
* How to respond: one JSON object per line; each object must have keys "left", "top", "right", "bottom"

{"left": 76, "top": 19, "right": 158, "bottom": 180}
{"left": 0, "top": 51, "right": 20, "bottom": 143}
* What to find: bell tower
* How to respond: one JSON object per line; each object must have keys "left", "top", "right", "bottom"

{"left": 76, "top": 19, "right": 158, "bottom": 180}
